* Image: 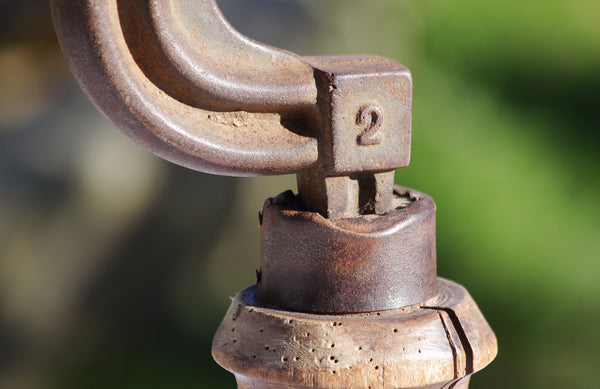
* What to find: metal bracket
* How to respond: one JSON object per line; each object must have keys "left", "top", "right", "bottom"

{"left": 51, "top": 0, "right": 412, "bottom": 219}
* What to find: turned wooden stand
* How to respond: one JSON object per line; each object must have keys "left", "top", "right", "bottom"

{"left": 213, "top": 189, "right": 497, "bottom": 389}
{"left": 213, "top": 280, "right": 496, "bottom": 389}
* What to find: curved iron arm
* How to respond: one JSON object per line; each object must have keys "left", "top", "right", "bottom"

{"left": 51, "top": 0, "right": 412, "bottom": 218}
{"left": 51, "top": 0, "right": 319, "bottom": 176}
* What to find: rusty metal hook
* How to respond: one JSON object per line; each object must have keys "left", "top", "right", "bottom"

{"left": 51, "top": 0, "right": 319, "bottom": 176}
{"left": 51, "top": 1, "right": 412, "bottom": 220}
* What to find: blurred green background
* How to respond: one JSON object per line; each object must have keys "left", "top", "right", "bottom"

{"left": 0, "top": 0, "right": 598, "bottom": 388}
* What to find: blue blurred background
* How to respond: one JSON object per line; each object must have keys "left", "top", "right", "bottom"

{"left": 0, "top": 0, "right": 598, "bottom": 387}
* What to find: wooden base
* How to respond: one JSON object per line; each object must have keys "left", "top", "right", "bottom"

{"left": 234, "top": 376, "right": 470, "bottom": 389}
{"left": 213, "top": 279, "right": 496, "bottom": 389}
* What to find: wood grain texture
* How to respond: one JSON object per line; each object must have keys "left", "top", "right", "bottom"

{"left": 212, "top": 279, "right": 497, "bottom": 389}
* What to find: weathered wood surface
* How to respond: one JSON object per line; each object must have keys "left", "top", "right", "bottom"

{"left": 213, "top": 279, "right": 497, "bottom": 389}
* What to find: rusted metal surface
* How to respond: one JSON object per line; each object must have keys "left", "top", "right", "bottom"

{"left": 50, "top": 0, "right": 318, "bottom": 177}
{"left": 298, "top": 56, "right": 412, "bottom": 219}
{"left": 257, "top": 186, "right": 438, "bottom": 314}
{"left": 50, "top": 0, "right": 411, "bottom": 216}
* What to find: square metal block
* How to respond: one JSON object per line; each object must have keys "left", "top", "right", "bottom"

{"left": 309, "top": 55, "right": 413, "bottom": 174}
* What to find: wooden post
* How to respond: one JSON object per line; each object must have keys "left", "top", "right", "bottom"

{"left": 213, "top": 280, "right": 496, "bottom": 389}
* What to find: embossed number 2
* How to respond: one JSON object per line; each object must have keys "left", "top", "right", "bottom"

{"left": 358, "top": 105, "right": 384, "bottom": 146}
